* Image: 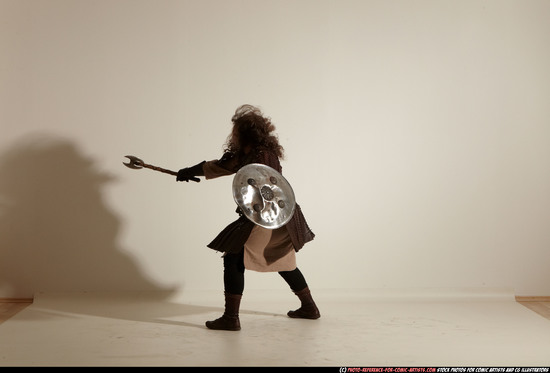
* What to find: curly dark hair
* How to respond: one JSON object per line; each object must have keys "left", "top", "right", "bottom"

{"left": 224, "top": 104, "right": 284, "bottom": 159}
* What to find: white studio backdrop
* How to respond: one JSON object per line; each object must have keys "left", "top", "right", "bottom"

{"left": 1, "top": 0, "right": 549, "bottom": 299}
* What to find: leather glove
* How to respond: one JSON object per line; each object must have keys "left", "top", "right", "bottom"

{"left": 176, "top": 161, "right": 206, "bottom": 182}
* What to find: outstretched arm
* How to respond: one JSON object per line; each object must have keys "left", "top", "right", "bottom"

{"left": 176, "top": 161, "right": 206, "bottom": 182}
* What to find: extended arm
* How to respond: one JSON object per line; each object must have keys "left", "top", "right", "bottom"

{"left": 176, "top": 161, "right": 206, "bottom": 182}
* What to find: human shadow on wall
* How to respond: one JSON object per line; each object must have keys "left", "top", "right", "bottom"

{"left": 0, "top": 134, "right": 175, "bottom": 299}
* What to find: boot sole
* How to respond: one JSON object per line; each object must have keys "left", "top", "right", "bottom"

{"left": 205, "top": 322, "right": 241, "bottom": 331}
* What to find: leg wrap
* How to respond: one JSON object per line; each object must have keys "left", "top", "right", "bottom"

{"left": 278, "top": 267, "right": 307, "bottom": 292}
{"left": 223, "top": 250, "right": 245, "bottom": 295}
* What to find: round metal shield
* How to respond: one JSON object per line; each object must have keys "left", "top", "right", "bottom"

{"left": 232, "top": 163, "right": 296, "bottom": 229}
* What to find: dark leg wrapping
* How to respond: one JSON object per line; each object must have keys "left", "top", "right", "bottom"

{"left": 278, "top": 267, "right": 308, "bottom": 292}
{"left": 223, "top": 250, "right": 245, "bottom": 295}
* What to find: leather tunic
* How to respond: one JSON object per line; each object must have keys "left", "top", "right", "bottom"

{"left": 204, "top": 150, "right": 315, "bottom": 256}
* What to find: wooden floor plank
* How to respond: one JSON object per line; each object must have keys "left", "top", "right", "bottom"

{"left": 0, "top": 302, "right": 32, "bottom": 325}
{"left": 518, "top": 302, "right": 550, "bottom": 321}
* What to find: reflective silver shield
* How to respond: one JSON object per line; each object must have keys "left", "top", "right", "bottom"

{"left": 232, "top": 163, "right": 296, "bottom": 229}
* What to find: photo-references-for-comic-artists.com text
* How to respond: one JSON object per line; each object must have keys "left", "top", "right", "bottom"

{"left": 339, "top": 368, "right": 549, "bottom": 373}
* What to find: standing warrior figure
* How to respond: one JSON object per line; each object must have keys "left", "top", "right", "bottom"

{"left": 177, "top": 104, "right": 319, "bottom": 331}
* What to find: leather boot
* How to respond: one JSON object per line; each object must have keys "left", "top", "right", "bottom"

{"left": 205, "top": 293, "right": 242, "bottom": 331}
{"left": 288, "top": 286, "right": 320, "bottom": 319}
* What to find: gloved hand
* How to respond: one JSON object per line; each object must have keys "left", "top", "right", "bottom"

{"left": 176, "top": 161, "right": 206, "bottom": 182}
{"left": 176, "top": 168, "right": 194, "bottom": 182}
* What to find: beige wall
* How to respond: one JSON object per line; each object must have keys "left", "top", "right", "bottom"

{"left": 1, "top": 0, "right": 549, "bottom": 298}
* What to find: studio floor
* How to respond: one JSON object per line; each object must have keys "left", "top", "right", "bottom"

{"left": 1, "top": 289, "right": 550, "bottom": 367}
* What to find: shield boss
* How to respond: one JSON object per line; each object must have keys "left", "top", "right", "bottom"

{"left": 232, "top": 163, "right": 296, "bottom": 229}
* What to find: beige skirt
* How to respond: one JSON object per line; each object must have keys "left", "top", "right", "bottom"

{"left": 243, "top": 225, "right": 297, "bottom": 272}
